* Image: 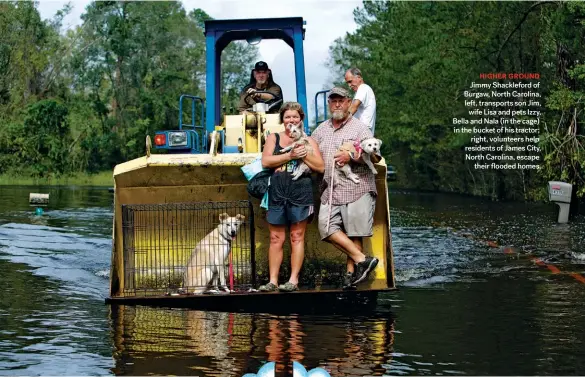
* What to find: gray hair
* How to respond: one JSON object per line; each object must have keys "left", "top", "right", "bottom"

{"left": 347, "top": 67, "right": 362, "bottom": 78}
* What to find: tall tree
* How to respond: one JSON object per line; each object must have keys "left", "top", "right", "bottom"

{"left": 328, "top": 1, "right": 584, "bottom": 201}
{"left": 0, "top": 1, "right": 258, "bottom": 176}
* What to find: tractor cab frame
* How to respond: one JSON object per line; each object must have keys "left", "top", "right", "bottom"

{"left": 153, "top": 17, "right": 309, "bottom": 155}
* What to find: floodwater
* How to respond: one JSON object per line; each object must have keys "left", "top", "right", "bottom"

{"left": 0, "top": 185, "right": 584, "bottom": 376}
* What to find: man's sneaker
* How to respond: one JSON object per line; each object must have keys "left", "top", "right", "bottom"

{"left": 352, "top": 257, "right": 379, "bottom": 285}
{"left": 342, "top": 272, "right": 356, "bottom": 290}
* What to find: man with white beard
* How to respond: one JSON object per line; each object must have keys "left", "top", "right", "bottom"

{"left": 311, "top": 87, "right": 379, "bottom": 290}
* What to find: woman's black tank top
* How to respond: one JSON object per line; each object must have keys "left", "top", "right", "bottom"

{"left": 269, "top": 133, "right": 314, "bottom": 207}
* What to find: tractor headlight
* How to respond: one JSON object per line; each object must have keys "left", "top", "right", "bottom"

{"left": 168, "top": 131, "right": 188, "bottom": 147}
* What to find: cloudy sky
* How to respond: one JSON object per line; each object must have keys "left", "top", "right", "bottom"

{"left": 37, "top": 0, "right": 362, "bottom": 120}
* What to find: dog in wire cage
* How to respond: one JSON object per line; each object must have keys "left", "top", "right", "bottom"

{"left": 181, "top": 212, "right": 246, "bottom": 294}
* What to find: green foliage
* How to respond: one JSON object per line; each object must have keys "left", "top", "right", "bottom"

{"left": 328, "top": 0, "right": 584, "bottom": 201}
{"left": 0, "top": 171, "right": 112, "bottom": 186}
{"left": 0, "top": 2, "right": 257, "bottom": 179}
{"left": 0, "top": 100, "right": 71, "bottom": 177}
{"left": 0, "top": 122, "right": 27, "bottom": 174}
{"left": 23, "top": 100, "right": 71, "bottom": 175}
{"left": 538, "top": 3, "right": 585, "bottom": 198}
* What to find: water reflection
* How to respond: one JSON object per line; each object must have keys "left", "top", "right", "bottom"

{"left": 109, "top": 305, "right": 396, "bottom": 376}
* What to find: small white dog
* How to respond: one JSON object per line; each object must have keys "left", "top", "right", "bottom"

{"left": 360, "top": 137, "right": 383, "bottom": 175}
{"left": 276, "top": 123, "right": 313, "bottom": 181}
{"left": 183, "top": 213, "right": 246, "bottom": 294}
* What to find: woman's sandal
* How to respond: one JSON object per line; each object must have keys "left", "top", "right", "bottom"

{"left": 259, "top": 282, "right": 278, "bottom": 292}
{"left": 278, "top": 281, "right": 299, "bottom": 292}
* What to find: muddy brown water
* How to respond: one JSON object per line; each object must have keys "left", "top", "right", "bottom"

{"left": 0, "top": 185, "right": 584, "bottom": 376}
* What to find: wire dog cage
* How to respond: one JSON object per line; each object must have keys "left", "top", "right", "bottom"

{"left": 121, "top": 200, "right": 255, "bottom": 296}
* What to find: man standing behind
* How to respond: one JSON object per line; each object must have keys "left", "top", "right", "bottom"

{"left": 345, "top": 68, "right": 376, "bottom": 133}
{"left": 311, "top": 87, "right": 379, "bottom": 290}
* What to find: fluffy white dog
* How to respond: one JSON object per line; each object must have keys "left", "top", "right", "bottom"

{"left": 360, "top": 137, "right": 383, "bottom": 175}
{"left": 276, "top": 123, "right": 314, "bottom": 181}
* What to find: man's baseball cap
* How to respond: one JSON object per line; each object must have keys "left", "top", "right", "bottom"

{"left": 328, "top": 86, "right": 350, "bottom": 98}
{"left": 254, "top": 61, "right": 269, "bottom": 71}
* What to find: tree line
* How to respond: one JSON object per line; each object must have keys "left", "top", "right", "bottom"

{"left": 327, "top": 1, "right": 585, "bottom": 202}
{"left": 1, "top": 1, "right": 583, "bottom": 204}
{"left": 0, "top": 1, "right": 257, "bottom": 177}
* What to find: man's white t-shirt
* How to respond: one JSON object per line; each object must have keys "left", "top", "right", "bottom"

{"left": 354, "top": 83, "right": 376, "bottom": 132}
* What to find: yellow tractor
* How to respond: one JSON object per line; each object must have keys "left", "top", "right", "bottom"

{"left": 106, "top": 17, "right": 395, "bottom": 312}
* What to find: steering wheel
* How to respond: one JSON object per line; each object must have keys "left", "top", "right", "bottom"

{"left": 244, "top": 90, "right": 282, "bottom": 112}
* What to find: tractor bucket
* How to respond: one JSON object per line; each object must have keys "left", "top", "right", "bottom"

{"left": 109, "top": 152, "right": 395, "bottom": 299}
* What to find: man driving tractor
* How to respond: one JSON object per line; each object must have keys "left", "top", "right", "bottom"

{"left": 238, "top": 61, "right": 283, "bottom": 114}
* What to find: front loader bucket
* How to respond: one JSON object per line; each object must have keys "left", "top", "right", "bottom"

{"left": 109, "top": 153, "right": 395, "bottom": 299}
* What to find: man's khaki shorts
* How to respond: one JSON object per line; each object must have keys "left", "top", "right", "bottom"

{"left": 318, "top": 192, "right": 376, "bottom": 240}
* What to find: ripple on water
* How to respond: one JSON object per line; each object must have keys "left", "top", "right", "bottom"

{"left": 0, "top": 222, "right": 111, "bottom": 298}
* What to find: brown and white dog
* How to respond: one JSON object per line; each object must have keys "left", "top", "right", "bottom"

{"left": 183, "top": 213, "right": 246, "bottom": 294}
{"left": 335, "top": 137, "right": 382, "bottom": 184}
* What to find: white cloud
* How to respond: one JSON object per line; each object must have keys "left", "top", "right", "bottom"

{"left": 37, "top": 0, "right": 362, "bottom": 120}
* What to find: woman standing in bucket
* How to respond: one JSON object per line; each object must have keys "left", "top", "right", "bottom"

{"left": 258, "top": 102, "right": 324, "bottom": 292}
